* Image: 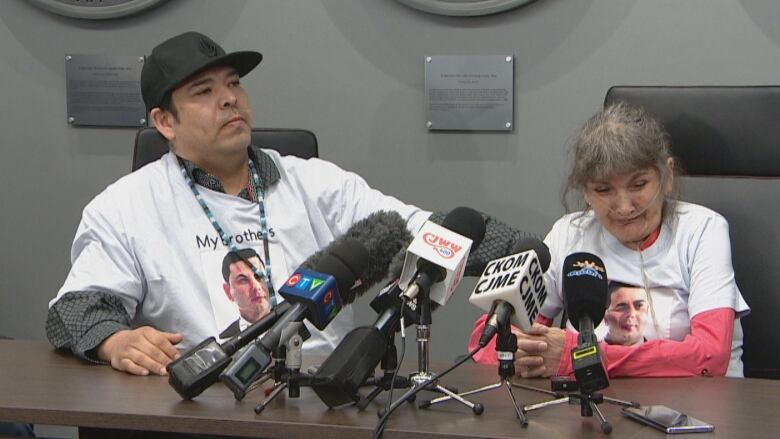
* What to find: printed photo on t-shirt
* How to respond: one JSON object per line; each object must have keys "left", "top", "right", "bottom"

{"left": 599, "top": 282, "right": 649, "bottom": 346}
{"left": 221, "top": 248, "right": 273, "bottom": 337}
{"left": 200, "top": 247, "right": 272, "bottom": 341}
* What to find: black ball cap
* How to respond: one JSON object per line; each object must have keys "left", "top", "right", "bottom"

{"left": 141, "top": 31, "right": 263, "bottom": 112}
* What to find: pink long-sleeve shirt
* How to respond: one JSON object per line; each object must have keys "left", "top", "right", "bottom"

{"left": 468, "top": 307, "right": 735, "bottom": 377}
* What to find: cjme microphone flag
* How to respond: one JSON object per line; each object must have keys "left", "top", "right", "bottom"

{"left": 469, "top": 250, "right": 548, "bottom": 331}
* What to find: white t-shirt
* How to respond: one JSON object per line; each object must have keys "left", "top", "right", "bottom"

{"left": 53, "top": 150, "right": 431, "bottom": 354}
{"left": 539, "top": 201, "right": 750, "bottom": 376}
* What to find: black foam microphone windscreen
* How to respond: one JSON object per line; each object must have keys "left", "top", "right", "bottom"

{"left": 387, "top": 247, "right": 408, "bottom": 280}
{"left": 511, "top": 237, "right": 551, "bottom": 273}
{"left": 562, "top": 252, "right": 608, "bottom": 330}
{"left": 441, "top": 206, "right": 487, "bottom": 249}
{"left": 315, "top": 238, "right": 369, "bottom": 297}
{"left": 303, "top": 210, "right": 413, "bottom": 302}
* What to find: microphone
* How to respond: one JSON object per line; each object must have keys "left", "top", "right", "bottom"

{"left": 310, "top": 285, "right": 401, "bottom": 408}
{"left": 562, "top": 252, "right": 609, "bottom": 394}
{"left": 400, "top": 206, "right": 486, "bottom": 305}
{"left": 220, "top": 238, "right": 369, "bottom": 400}
{"left": 165, "top": 211, "right": 408, "bottom": 400}
{"left": 469, "top": 238, "right": 551, "bottom": 347}
{"left": 303, "top": 210, "right": 413, "bottom": 301}
{"left": 166, "top": 301, "right": 293, "bottom": 400}
{"left": 310, "top": 207, "right": 486, "bottom": 408}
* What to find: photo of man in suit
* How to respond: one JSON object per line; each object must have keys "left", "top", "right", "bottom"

{"left": 219, "top": 248, "right": 270, "bottom": 338}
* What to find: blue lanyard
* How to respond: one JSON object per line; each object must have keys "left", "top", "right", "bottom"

{"left": 178, "top": 158, "right": 278, "bottom": 307}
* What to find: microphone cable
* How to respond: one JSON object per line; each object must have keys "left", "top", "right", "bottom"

{"left": 372, "top": 344, "right": 483, "bottom": 439}
{"left": 381, "top": 295, "right": 409, "bottom": 419}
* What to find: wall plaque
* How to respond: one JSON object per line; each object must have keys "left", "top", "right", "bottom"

{"left": 65, "top": 54, "right": 146, "bottom": 127}
{"left": 425, "top": 55, "right": 514, "bottom": 131}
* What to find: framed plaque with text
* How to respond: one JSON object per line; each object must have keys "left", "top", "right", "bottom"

{"left": 65, "top": 54, "right": 146, "bottom": 127}
{"left": 425, "top": 55, "right": 514, "bottom": 131}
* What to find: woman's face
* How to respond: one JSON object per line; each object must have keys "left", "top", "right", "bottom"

{"left": 584, "top": 162, "right": 671, "bottom": 248}
{"left": 604, "top": 286, "right": 648, "bottom": 346}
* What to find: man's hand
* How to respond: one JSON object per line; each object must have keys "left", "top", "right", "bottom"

{"left": 97, "top": 326, "right": 183, "bottom": 376}
{"left": 513, "top": 324, "right": 566, "bottom": 378}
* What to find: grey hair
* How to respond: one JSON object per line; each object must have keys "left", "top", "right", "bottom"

{"left": 562, "top": 102, "right": 682, "bottom": 216}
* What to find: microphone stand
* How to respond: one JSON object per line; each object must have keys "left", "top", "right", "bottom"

{"left": 356, "top": 331, "right": 412, "bottom": 410}
{"left": 254, "top": 330, "right": 313, "bottom": 414}
{"left": 521, "top": 383, "right": 638, "bottom": 434}
{"left": 418, "top": 324, "right": 525, "bottom": 422}
{"left": 521, "top": 320, "right": 640, "bottom": 434}
{"left": 402, "top": 289, "right": 484, "bottom": 415}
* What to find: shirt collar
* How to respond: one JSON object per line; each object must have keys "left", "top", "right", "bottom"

{"left": 176, "top": 146, "right": 280, "bottom": 196}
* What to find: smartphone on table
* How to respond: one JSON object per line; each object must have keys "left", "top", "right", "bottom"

{"left": 622, "top": 405, "right": 714, "bottom": 434}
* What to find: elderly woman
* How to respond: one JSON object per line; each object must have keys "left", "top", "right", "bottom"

{"left": 468, "top": 102, "right": 750, "bottom": 378}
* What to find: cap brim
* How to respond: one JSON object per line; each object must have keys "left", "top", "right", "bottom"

{"left": 159, "top": 50, "right": 262, "bottom": 107}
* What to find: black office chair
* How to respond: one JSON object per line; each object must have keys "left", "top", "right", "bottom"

{"left": 132, "top": 127, "right": 319, "bottom": 171}
{"left": 605, "top": 86, "right": 780, "bottom": 379}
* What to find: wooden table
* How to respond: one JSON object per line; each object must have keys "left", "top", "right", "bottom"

{"left": 1, "top": 340, "right": 778, "bottom": 438}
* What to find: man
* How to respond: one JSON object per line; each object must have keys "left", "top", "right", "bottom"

{"left": 46, "top": 32, "right": 529, "bottom": 377}
{"left": 602, "top": 282, "right": 649, "bottom": 346}
{"left": 219, "top": 248, "right": 270, "bottom": 338}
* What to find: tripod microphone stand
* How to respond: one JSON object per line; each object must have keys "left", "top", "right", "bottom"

{"left": 356, "top": 332, "right": 412, "bottom": 410}
{"left": 522, "top": 380, "right": 639, "bottom": 434}
{"left": 397, "top": 290, "right": 483, "bottom": 415}
{"left": 521, "top": 334, "right": 639, "bottom": 434}
{"left": 419, "top": 324, "right": 526, "bottom": 422}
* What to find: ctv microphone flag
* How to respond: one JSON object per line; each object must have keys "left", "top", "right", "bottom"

{"left": 278, "top": 267, "right": 343, "bottom": 330}
{"left": 398, "top": 220, "right": 472, "bottom": 306}
{"left": 469, "top": 249, "right": 548, "bottom": 332}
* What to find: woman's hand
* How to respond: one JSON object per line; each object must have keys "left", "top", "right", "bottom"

{"left": 513, "top": 324, "right": 566, "bottom": 378}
